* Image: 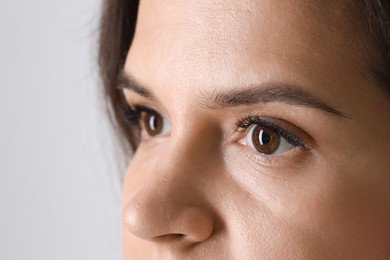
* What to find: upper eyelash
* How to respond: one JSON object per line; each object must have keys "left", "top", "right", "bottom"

{"left": 120, "top": 104, "right": 152, "bottom": 126}
{"left": 235, "top": 115, "right": 309, "bottom": 151}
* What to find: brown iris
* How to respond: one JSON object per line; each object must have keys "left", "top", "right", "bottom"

{"left": 251, "top": 126, "right": 281, "bottom": 154}
{"left": 143, "top": 111, "right": 163, "bottom": 137}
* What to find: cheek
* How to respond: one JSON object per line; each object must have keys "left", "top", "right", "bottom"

{"left": 312, "top": 164, "right": 390, "bottom": 255}
{"left": 279, "top": 162, "right": 390, "bottom": 258}
{"left": 222, "top": 147, "right": 390, "bottom": 258}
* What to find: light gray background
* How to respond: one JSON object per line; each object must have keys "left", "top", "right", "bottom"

{"left": 0, "top": 0, "right": 123, "bottom": 259}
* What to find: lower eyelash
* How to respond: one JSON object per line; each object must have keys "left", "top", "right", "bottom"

{"left": 235, "top": 115, "right": 309, "bottom": 151}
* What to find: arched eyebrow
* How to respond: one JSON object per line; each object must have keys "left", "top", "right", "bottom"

{"left": 117, "top": 71, "right": 154, "bottom": 98}
{"left": 212, "top": 84, "right": 347, "bottom": 117}
{"left": 118, "top": 70, "right": 348, "bottom": 118}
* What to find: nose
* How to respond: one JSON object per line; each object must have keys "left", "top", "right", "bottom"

{"left": 122, "top": 127, "right": 219, "bottom": 247}
{"left": 123, "top": 202, "right": 214, "bottom": 244}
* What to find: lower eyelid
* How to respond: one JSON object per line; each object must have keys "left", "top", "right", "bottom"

{"left": 248, "top": 153, "right": 272, "bottom": 165}
{"left": 246, "top": 145, "right": 307, "bottom": 167}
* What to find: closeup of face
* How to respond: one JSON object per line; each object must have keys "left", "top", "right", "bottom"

{"left": 120, "top": 0, "right": 390, "bottom": 258}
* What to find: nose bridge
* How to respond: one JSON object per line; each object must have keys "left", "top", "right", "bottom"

{"left": 159, "top": 118, "right": 217, "bottom": 181}
{"left": 122, "top": 120, "right": 221, "bottom": 243}
{"left": 164, "top": 120, "right": 222, "bottom": 180}
{"left": 142, "top": 119, "right": 222, "bottom": 205}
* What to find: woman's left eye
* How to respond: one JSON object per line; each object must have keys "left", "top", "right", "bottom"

{"left": 140, "top": 109, "right": 171, "bottom": 137}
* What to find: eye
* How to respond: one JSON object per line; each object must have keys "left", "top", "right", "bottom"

{"left": 236, "top": 115, "right": 310, "bottom": 155}
{"left": 244, "top": 125, "right": 295, "bottom": 155}
{"left": 141, "top": 109, "right": 171, "bottom": 137}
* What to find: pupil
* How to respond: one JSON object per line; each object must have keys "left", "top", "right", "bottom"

{"left": 260, "top": 130, "right": 271, "bottom": 145}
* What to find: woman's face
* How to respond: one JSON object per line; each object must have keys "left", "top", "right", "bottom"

{"left": 121, "top": 0, "right": 390, "bottom": 258}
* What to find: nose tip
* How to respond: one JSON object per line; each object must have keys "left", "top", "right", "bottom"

{"left": 123, "top": 203, "right": 214, "bottom": 245}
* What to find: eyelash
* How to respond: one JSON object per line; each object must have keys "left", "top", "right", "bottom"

{"left": 235, "top": 115, "right": 309, "bottom": 151}
{"left": 120, "top": 104, "right": 151, "bottom": 126}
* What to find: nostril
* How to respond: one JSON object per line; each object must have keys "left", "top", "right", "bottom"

{"left": 123, "top": 202, "right": 215, "bottom": 244}
{"left": 169, "top": 233, "right": 185, "bottom": 239}
{"left": 154, "top": 233, "right": 186, "bottom": 243}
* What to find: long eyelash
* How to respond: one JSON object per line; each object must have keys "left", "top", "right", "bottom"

{"left": 235, "top": 115, "right": 309, "bottom": 151}
{"left": 120, "top": 104, "right": 152, "bottom": 126}
{"left": 120, "top": 106, "right": 139, "bottom": 126}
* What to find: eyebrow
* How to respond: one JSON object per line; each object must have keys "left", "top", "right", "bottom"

{"left": 212, "top": 83, "right": 347, "bottom": 117}
{"left": 118, "top": 70, "right": 348, "bottom": 118}
{"left": 117, "top": 71, "right": 154, "bottom": 98}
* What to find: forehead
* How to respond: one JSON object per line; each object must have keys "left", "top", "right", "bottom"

{"left": 126, "top": 0, "right": 367, "bottom": 104}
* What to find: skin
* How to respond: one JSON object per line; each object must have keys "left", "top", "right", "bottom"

{"left": 121, "top": 0, "right": 390, "bottom": 259}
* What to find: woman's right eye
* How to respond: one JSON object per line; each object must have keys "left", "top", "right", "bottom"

{"left": 140, "top": 109, "right": 171, "bottom": 138}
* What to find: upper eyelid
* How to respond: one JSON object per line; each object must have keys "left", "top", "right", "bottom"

{"left": 122, "top": 87, "right": 173, "bottom": 118}
{"left": 125, "top": 99, "right": 170, "bottom": 119}
{"left": 134, "top": 105, "right": 156, "bottom": 113}
{"left": 236, "top": 116, "right": 291, "bottom": 134}
{"left": 236, "top": 117, "right": 277, "bottom": 131}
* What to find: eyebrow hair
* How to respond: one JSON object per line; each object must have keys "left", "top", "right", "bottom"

{"left": 118, "top": 70, "right": 347, "bottom": 118}
{"left": 117, "top": 70, "right": 154, "bottom": 98}
{"left": 212, "top": 83, "right": 347, "bottom": 117}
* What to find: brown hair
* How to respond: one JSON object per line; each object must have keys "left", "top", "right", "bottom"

{"left": 98, "top": 0, "right": 139, "bottom": 155}
{"left": 364, "top": 0, "right": 390, "bottom": 90}
{"left": 98, "top": 0, "right": 390, "bottom": 154}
